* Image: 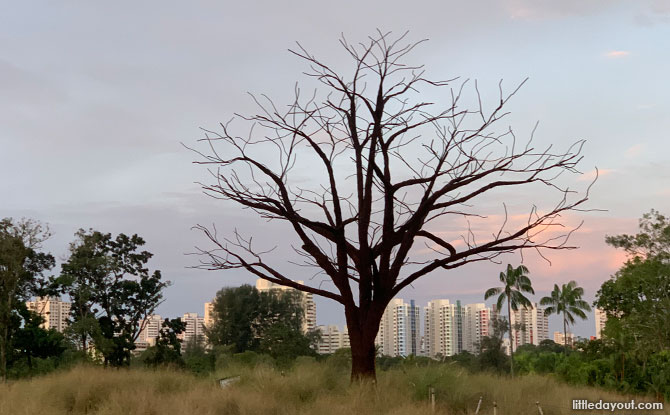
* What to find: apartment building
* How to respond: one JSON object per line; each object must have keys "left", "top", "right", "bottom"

{"left": 511, "top": 303, "right": 549, "bottom": 347}
{"left": 462, "top": 303, "right": 491, "bottom": 354}
{"left": 554, "top": 331, "right": 576, "bottom": 346}
{"left": 25, "top": 296, "right": 71, "bottom": 332}
{"left": 179, "top": 312, "right": 206, "bottom": 346}
{"left": 376, "top": 299, "right": 421, "bottom": 357}
{"left": 423, "top": 299, "right": 462, "bottom": 358}
{"left": 204, "top": 301, "right": 215, "bottom": 328}
{"left": 137, "top": 314, "right": 163, "bottom": 350}
{"left": 315, "top": 325, "right": 350, "bottom": 354}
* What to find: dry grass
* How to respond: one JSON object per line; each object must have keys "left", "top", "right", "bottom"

{"left": 0, "top": 361, "right": 666, "bottom": 415}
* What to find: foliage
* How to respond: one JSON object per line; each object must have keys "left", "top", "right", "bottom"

{"left": 512, "top": 340, "right": 670, "bottom": 401}
{"left": 540, "top": 280, "right": 591, "bottom": 347}
{"left": 0, "top": 217, "right": 57, "bottom": 381}
{"left": 1, "top": 363, "right": 663, "bottom": 415}
{"left": 59, "top": 229, "right": 168, "bottom": 366}
{"left": 595, "top": 210, "right": 670, "bottom": 357}
{"left": 9, "top": 307, "right": 66, "bottom": 375}
{"left": 484, "top": 264, "right": 534, "bottom": 375}
{"left": 206, "top": 285, "right": 316, "bottom": 361}
{"left": 142, "top": 318, "right": 186, "bottom": 368}
{"left": 182, "top": 336, "right": 215, "bottom": 375}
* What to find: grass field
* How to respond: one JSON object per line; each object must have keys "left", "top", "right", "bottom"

{"left": 1, "top": 360, "right": 667, "bottom": 415}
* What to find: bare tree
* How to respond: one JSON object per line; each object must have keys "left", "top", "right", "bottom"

{"left": 190, "top": 31, "right": 594, "bottom": 381}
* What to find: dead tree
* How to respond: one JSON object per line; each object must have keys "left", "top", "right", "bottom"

{"left": 190, "top": 31, "right": 594, "bottom": 381}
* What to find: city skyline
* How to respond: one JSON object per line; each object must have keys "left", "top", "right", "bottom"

{"left": 4, "top": 2, "right": 669, "bottom": 342}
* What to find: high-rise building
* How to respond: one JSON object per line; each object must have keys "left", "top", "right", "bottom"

{"left": 376, "top": 298, "right": 421, "bottom": 357}
{"left": 204, "top": 302, "right": 215, "bottom": 328}
{"left": 462, "top": 303, "right": 491, "bottom": 353}
{"left": 255, "top": 279, "right": 317, "bottom": 333}
{"left": 423, "top": 299, "right": 462, "bottom": 358}
{"left": 315, "top": 325, "right": 350, "bottom": 354}
{"left": 594, "top": 308, "right": 607, "bottom": 339}
{"left": 137, "top": 314, "right": 162, "bottom": 351}
{"left": 179, "top": 312, "right": 206, "bottom": 346}
{"left": 553, "top": 331, "right": 575, "bottom": 346}
{"left": 25, "top": 297, "right": 71, "bottom": 332}
{"left": 511, "top": 303, "right": 549, "bottom": 347}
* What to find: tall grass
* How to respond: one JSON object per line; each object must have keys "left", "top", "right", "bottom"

{"left": 0, "top": 361, "right": 666, "bottom": 414}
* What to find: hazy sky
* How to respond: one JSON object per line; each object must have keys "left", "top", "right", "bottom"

{"left": 2, "top": 1, "right": 669, "bottom": 338}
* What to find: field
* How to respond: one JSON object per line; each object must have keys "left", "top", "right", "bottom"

{"left": 1, "top": 361, "right": 667, "bottom": 415}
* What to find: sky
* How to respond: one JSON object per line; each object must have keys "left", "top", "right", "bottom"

{"left": 2, "top": 1, "right": 669, "bottom": 339}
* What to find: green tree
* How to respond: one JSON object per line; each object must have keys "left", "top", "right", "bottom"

{"left": 477, "top": 315, "right": 510, "bottom": 373}
{"left": 595, "top": 210, "right": 670, "bottom": 356}
{"left": 11, "top": 307, "right": 66, "bottom": 375}
{"left": 540, "top": 280, "right": 591, "bottom": 348}
{"left": 0, "top": 218, "right": 56, "bottom": 381}
{"left": 484, "top": 264, "right": 534, "bottom": 376}
{"left": 143, "top": 318, "right": 186, "bottom": 368}
{"left": 60, "top": 229, "right": 168, "bottom": 366}
{"left": 182, "top": 336, "right": 215, "bottom": 374}
{"left": 259, "top": 323, "right": 319, "bottom": 366}
{"left": 207, "top": 285, "right": 316, "bottom": 360}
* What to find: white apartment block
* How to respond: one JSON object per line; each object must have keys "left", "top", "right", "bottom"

{"left": 255, "top": 279, "right": 317, "bottom": 333}
{"left": 137, "top": 314, "right": 162, "bottom": 349}
{"left": 553, "top": 331, "right": 575, "bottom": 346}
{"left": 511, "top": 303, "right": 549, "bottom": 348}
{"left": 25, "top": 297, "right": 71, "bottom": 332}
{"left": 204, "top": 302, "right": 215, "bottom": 328}
{"left": 423, "top": 299, "right": 462, "bottom": 358}
{"left": 462, "top": 303, "right": 491, "bottom": 354}
{"left": 179, "top": 312, "right": 206, "bottom": 346}
{"left": 594, "top": 308, "right": 607, "bottom": 339}
{"left": 376, "top": 299, "right": 421, "bottom": 357}
{"left": 316, "top": 325, "right": 350, "bottom": 354}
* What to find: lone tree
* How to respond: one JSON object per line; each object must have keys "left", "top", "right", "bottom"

{"left": 191, "top": 32, "right": 593, "bottom": 381}
{"left": 484, "top": 264, "right": 535, "bottom": 377}
{"left": 541, "top": 280, "right": 591, "bottom": 349}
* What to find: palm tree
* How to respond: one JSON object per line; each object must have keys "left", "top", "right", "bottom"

{"left": 484, "top": 264, "right": 534, "bottom": 377}
{"left": 540, "top": 281, "right": 591, "bottom": 349}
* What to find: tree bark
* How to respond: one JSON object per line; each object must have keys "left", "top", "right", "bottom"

{"left": 508, "top": 298, "right": 515, "bottom": 377}
{"left": 563, "top": 314, "right": 568, "bottom": 351}
{"left": 0, "top": 329, "right": 6, "bottom": 383}
{"left": 346, "top": 305, "right": 382, "bottom": 382}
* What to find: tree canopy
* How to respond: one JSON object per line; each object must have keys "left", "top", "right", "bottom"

{"left": 541, "top": 280, "right": 590, "bottom": 348}
{"left": 595, "top": 210, "right": 670, "bottom": 356}
{"left": 206, "top": 285, "right": 317, "bottom": 360}
{"left": 484, "top": 264, "right": 534, "bottom": 376}
{"left": 0, "top": 218, "right": 56, "bottom": 381}
{"left": 59, "top": 229, "right": 168, "bottom": 366}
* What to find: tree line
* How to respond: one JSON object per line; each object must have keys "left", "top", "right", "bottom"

{"left": 447, "top": 210, "right": 670, "bottom": 401}
{"left": 0, "top": 219, "right": 167, "bottom": 380}
{"left": 0, "top": 217, "right": 321, "bottom": 380}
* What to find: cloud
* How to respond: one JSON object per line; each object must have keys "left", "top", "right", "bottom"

{"left": 577, "top": 168, "right": 614, "bottom": 182}
{"left": 625, "top": 144, "right": 645, "bottom": 158}
{"left": 604, "top": 50, "right": 630, "bottom": 58}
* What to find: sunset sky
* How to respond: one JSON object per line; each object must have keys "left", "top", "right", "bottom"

{"left": 2, "top": 1, "right": 669, "bottom": 337}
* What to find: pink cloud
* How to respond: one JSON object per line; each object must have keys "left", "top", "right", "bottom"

{"left": 605, "top": 50, "right": 630, "bottom": 58}
{"left": 625, "top": 144, "right": 645, "bottom": 158}
{"left": 578, "top": 168, "right": 614, "bottom": 182}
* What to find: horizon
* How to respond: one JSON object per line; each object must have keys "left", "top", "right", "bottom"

{"left": 3, "top": 1, "right": 669, "bottom": 341}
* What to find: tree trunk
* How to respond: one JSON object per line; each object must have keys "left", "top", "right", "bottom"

{"left": 0, "top": 331, "right": 6, "bottom": 383}
{"left": 507, "top": 298, "right": 514, "bottom": 377}
{"left": 346, "top": 305, "right": 382, "bottom": 382}
{"left": 563, "top": 315, "right": 568, "bottom": 352}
